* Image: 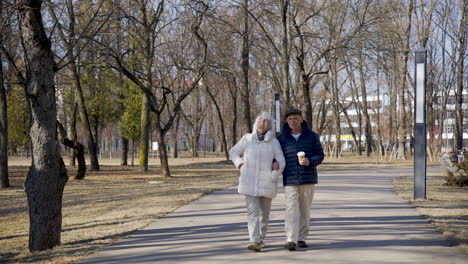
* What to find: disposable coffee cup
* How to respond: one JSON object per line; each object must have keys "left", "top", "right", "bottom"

{"left": 297, "top": 151, "right": 305, "bottom": 163}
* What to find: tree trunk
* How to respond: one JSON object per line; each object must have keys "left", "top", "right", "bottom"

{"left": 340, "top": 102, "right": 359, "bottom": 154}
{"left": 155, "top": 124, "right": 170, "bottom": 177}
{"left": 71, "top": 61, "right": 100, "bottom": 170}
{"left": 170, "top": 114, "right": 180, "bottom": 159}
{"left": 139, "top": 95, "right": 150, "bottom": 171}
{"left": 279, "top": 0, "right": 290, "bottom": 121}
{"left": 0, "top": 56, "right": 9, "bottom": 188}
{"left": 330, "top": 58, "right": 341, "bottom": 157}
{"left": 293, "top": 22, "right": 313, "bottom": 127}
{"left": 228, "top": 79, "right": 238, "bottom": 148}
{"left": 397, "top": 0, "right": 413, "bottom": 159}
{"left": 57, "top": 121, "right": 86, "bottom": 180}
{"left": 206, "top": 85, "right": 229, "bottom": 160}
{"left": 241, "top": 0, "right": 252, "bottom": 133}
{"left": 358, "top": 51, "right": 372, "bottom": 157}
{"left": 60, "top": 0, "right": 99, "bottom": 171}
{"left": 69, "top": 103, "right": 77, "bottom": 166}
{"left": 121, "top": 136, "right": 129, "bottom": 165}
{"left": 92, "top": 114, "right": 99, "bottom": 156}
{"left": 131, "top": 139, "right": 135, "bottom": 167}
{"left": 454, "top": 3, "right": 466, "bottom": 151}
{"left": 18, "top": 0, "right": 69, "bottom": 251}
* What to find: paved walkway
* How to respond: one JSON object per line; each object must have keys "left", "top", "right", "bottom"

{"left": 82, "top": 168, "right": 468, "bottom": 264}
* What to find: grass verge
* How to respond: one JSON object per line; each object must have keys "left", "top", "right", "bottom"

{"left": 393, "top": 170, "right": 468, "bottom": 255}
{"left": 1, "top": 158, "right": 238, "bottom": 264}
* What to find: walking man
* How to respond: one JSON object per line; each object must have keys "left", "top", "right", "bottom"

{"left": 276, "top": 108, "right": 324, "bottom": 251}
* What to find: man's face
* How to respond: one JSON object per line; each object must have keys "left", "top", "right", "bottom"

{"left": 287, "top": 114, "right": 303, "bottom": 131}
{"left": 257, "top": 117, "right": 271, "bottom": 133}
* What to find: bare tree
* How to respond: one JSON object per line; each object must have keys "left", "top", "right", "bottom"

{"left": 18, "top": 0, "right": 68, "bottom": 251}
{"left": 45, "top": 0, "right": 113, "bottom": 171}
{"left": 0, "top": 0, "right": 10, "bottom": 188}
{"left": 204, "top": 80, "right": 229, "bottom": 160}
{"left": 241, "top": 0, "right": 252, "bottom": 132}
{"left": 0, "top": 50, "right": 8, "bottom": 188}
{"left": 139, "top": 95, "right": 150, "bottom": 171}
{"left": 454, "top": 0, "right": 467, "bottom": 151}
{"left": 394, "top": 0, "right": 414, "bottom": 159}
{"left": 96, "top": 0, "right": 208, "bottom": 177}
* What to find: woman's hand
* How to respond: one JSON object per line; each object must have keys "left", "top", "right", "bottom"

{"left": 272, "top": 161, "right": 279, "bottom": 171}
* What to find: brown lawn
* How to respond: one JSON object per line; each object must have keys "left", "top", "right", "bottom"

{"left": 1, "top": 153, "right": 466, "bottom": 263}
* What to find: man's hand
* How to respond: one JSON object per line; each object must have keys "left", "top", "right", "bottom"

{"left": 299, "top": 157, "right": 310, "bottom": 166}
{"left": 272, "top": 161, "right": 279, "bottom": 171}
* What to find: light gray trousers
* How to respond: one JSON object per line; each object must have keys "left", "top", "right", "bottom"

{"left": 245, "top": 195, "right": 273, "bottom": 243}
{"left": 284, "top": 184, "right": 316, "bottom": 243}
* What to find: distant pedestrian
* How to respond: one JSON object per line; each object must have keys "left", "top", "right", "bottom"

{"left": 276, "top": 108, "right": 324, "bottom": 251}
{"left": 229, "top": 112, "right": 285, "bottom": 252}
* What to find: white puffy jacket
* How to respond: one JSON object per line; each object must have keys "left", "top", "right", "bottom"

{"left": 229, "top": 130, "right": 285, "bottom": 198}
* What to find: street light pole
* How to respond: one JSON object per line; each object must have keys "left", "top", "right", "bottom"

{"left": 414, "top": 48, "right": 427, "bottom": 200}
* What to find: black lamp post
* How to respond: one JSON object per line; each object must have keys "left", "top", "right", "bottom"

{"left": 414, "top": 48, "right": 427, "bottom": 200}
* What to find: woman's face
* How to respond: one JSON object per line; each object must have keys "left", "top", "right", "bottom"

{"left": 257, "top": 118, "right": 271, "bottom": 133}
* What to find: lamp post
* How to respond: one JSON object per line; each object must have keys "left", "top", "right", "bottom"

{"left": 275, "top": 92, "right": 280, "bottom": 133}
{"left": 414, "top": 48, "right": 427, "bottom": 200}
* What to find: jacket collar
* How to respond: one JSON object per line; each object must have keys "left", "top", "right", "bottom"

{"left": 253, "top": 130, "right": 274, "bottom": 142}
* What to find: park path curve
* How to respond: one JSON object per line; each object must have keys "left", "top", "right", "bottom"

{"left": 82, "top": 168, "right": 468, "bottom": 264}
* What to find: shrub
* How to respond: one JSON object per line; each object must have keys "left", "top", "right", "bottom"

{"left": 445, "top": 152, "right": 468, "bottom": 187}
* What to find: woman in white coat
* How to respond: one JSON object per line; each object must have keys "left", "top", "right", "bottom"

{"left": 229, "top": 112, "right": 285, "bottom": 252}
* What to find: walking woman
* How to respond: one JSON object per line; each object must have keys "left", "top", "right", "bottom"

{"left": 229, "top": 112, "right": 285, "bottom": 252}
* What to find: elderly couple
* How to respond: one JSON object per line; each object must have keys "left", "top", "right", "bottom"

{"left": 229, "top": 109, "right": 324, "bottom": 252}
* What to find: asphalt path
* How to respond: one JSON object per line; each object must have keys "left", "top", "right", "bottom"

{"left": 82, "top": 168, "right": 468, "bottom": 264}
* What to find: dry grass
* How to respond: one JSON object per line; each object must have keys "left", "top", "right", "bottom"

{"left": 393, "top": 171, "right": 468, "bottom": 255}
{"left": 1, "top": 153, "right": 466, "bottom": 263}
{"left": 1, "top": 157, "right": 239, "bottom": 264}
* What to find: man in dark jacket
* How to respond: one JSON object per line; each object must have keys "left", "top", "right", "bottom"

{"left": 277, "top": 108, "right": 324, "bottom": 251}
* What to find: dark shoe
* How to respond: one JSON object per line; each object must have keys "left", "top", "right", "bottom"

{"left": 284, "top": 242, "right": 296, "bottom": 251}
{"left": 259, "top": 241, "right": 266, "bottom": 249}
{"left": 247, "top": 242, "right": 261, "bottom": 252}
{"left": 297, "top": 241, "right": 308, "bottom": 248}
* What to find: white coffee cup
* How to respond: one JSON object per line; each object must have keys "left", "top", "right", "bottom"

{"left": 297, "top": 151, "right": 305, "bottom": 163}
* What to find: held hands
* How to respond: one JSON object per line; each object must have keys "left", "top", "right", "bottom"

{"left": 272, "top": 161, "right": 280, "bottom": 171}
{"left": 299, "top": 157, "right": 310, "bottom": 166}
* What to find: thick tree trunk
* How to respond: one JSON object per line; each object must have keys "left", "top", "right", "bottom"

{"left": 0, "top": 56, "right": 9, "bottom": 188}
{"left": 139, "top": 95, "right": 150, "bottom": 171}
{"left": 241, "top": 0, "right": 252, "bottom": 133}
{"left": 18, "top": 0, "right": 68, "bottom": 251}
{"left": 121, "top": 136, "right": 129, "bottom": 165}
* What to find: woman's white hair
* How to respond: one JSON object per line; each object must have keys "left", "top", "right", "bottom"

{"left": 252, "top": 111, "right": 276, "bottom": 136}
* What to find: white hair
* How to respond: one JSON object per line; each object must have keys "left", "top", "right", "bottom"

{"left": 252, "top": 111, "right": 276, "bottom": 136}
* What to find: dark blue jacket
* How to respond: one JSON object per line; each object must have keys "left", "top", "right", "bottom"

{"left": 277, "top": 121, "right": 324, "bottom": 186}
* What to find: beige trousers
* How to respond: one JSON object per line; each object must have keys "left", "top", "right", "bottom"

{"left": 245, "top": 195, "right": 273, "bottom": 243}
{"left": 284, "top": 184, "right": 315, "bottom": 243}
